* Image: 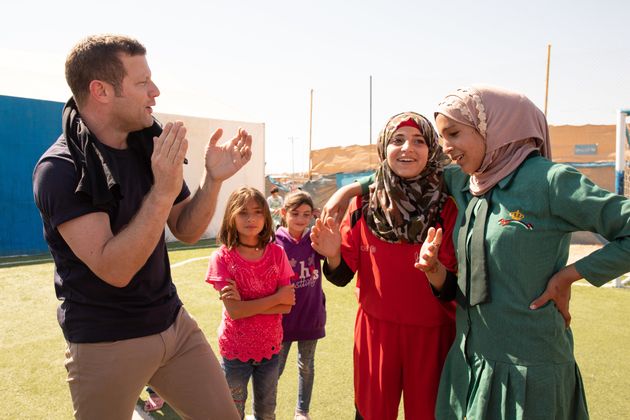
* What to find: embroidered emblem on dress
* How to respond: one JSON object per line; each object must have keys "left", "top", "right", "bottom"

{"left": 498, "top": 210, "right": 533, "bottom": 230}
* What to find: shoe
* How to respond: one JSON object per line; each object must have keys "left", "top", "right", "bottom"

{"left": 245, "top": 415, "right": 256, "bottom": 420}
{"left": 143, "top": 393, "right": 165, "bottom": 412}
{"left": 294, "top": 411, "right": 311, "bottom": 420}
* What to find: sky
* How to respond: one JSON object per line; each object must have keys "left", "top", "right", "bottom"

{"left": 2, "top": 0, "right": 629, "bottom": 174}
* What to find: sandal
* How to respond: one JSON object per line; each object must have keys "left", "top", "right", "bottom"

{"left": 143, "top": 393, "right": 165, "bottom": 412}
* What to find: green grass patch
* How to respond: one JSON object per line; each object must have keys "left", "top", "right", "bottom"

{"left": 1, "top": 246, "right": 629, "bottom": 418}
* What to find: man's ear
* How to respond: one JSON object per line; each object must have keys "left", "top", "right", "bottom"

{"left": 88, "top": 80, "right": 113, "bottom": 104}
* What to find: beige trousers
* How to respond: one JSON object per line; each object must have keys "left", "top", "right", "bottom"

{"left": 64, "top": 307, "right": 238, "bottom": 420}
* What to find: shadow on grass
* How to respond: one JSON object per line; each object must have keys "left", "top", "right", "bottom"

{"left": 136, "top": 398, "right": 181, "bottom": 419}
{"left": 0, "top": 238, "right": 219, "bottom": 268}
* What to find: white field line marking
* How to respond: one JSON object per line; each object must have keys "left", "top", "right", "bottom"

{"left": 0, "top": 258, "right": 52, "bottom": 266}
{"left": 170, "top": 256, "right": 210, "bottom": 268}
{"left": 0, "top": 255, "right": 212, "bottom": 268}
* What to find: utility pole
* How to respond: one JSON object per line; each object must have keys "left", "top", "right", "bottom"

{"left": 544, "top": 44, "right": 551, "bottom": 117}
{"left": 308, "top": 89, "right": 313, "bottom": 180}
{"left": 288, "top": 136, "right": 297, "bottom": 177}
{"left": 369, "top": 75, "right": 373, "bottom": 168}
{"left": 369, "top": 75, "right": 373, "bottom": 145}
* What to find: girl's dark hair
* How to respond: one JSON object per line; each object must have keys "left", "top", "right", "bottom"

{"left": 218, "top": 187, "right": 274, "bottom": 249}
{"left": 280, "top": 191, "right": 315, "bottom": 227}
{"left": 283, "top": 190, "right": 315, "bottom": 212}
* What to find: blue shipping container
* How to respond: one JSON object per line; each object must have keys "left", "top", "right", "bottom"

{"left": 0, "top": 95, "right": 64, "bottom": 256}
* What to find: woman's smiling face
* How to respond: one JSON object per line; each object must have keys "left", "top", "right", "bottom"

{"left": 385, "top": 125, "right": 429, "bottom": 179}
{"left": 436, "top": 113, "right": 486, "bottom": 175}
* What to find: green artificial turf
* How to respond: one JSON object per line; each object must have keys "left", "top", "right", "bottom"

{"left": 1, "top": 245, "right": 628, "bottom": 419}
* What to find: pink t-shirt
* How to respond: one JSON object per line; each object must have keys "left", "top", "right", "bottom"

{"left": 206, "top": 243, "right": 294, "bottom": 362}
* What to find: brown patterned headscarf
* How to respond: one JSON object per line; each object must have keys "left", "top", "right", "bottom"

{"left": 436, "top": 85, "right": 551, "bottom": 196}
{"left": 364, "top": 112, "right": 450, "bottom": 244}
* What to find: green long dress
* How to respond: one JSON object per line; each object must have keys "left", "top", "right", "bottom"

{"left": 436, "top": 156, "right": 630, "bottom": 419}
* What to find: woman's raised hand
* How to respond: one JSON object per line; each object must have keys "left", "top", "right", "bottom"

{"left": 310, "top": 217, "right": 342, "bottom": 259}
{"left": 415, "top": 227, "right": 442, "bottom": 273}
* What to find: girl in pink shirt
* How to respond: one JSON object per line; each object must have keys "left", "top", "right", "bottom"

{"left": 206, "top": 187, "right": 296, "bottom": 420}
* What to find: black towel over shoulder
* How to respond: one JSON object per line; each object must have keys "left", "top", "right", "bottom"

{"left": 63, "top": 97, "right": 161, "bottom": 210}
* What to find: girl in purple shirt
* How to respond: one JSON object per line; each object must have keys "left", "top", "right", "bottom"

{"left": 274, "top": 191, "right": 326, "bottom": 420}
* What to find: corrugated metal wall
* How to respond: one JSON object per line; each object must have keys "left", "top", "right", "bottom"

{"left": 0, "top": 95, "right": 64, "bottom": 256}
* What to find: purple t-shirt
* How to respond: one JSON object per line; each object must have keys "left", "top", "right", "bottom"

{"left": 274, "top": 227, "right": 326, "bottom": 341}
{"left": 32, "top": 136, "right": 188, "bottom": 343}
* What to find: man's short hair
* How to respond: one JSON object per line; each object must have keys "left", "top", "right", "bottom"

{"left": 65, "top": 34, "right": 146, "bottom": 108}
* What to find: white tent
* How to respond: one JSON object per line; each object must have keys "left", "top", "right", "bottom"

{"left": 155, "top": 112, "right": 265, "bottom": 241}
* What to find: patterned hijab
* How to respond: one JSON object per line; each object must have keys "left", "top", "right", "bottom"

{"left": 436, "top": 85, "right": 551, "bottom": 196}
{"left": 364, "top": 112, "right": 450, "bottom": 244}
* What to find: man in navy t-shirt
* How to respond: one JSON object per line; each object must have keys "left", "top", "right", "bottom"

{"left": 33, "top": 34, "right": 251, "bottom": 420}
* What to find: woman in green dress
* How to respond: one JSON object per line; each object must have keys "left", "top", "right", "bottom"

{"left": 324, "top": 85, "right": 630, "bottom": 419}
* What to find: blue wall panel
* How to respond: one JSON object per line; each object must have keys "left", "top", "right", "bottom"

{"left": 0, "top": 95, "right": 64, "bottom": 256}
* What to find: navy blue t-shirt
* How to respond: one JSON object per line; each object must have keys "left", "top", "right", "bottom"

{"left": 33, "top": 136, "right": 188, "bottom": 343}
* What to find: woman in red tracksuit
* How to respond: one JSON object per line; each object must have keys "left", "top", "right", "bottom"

{"left": 311, "top": 112, "right": 458, "bottom": 420}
